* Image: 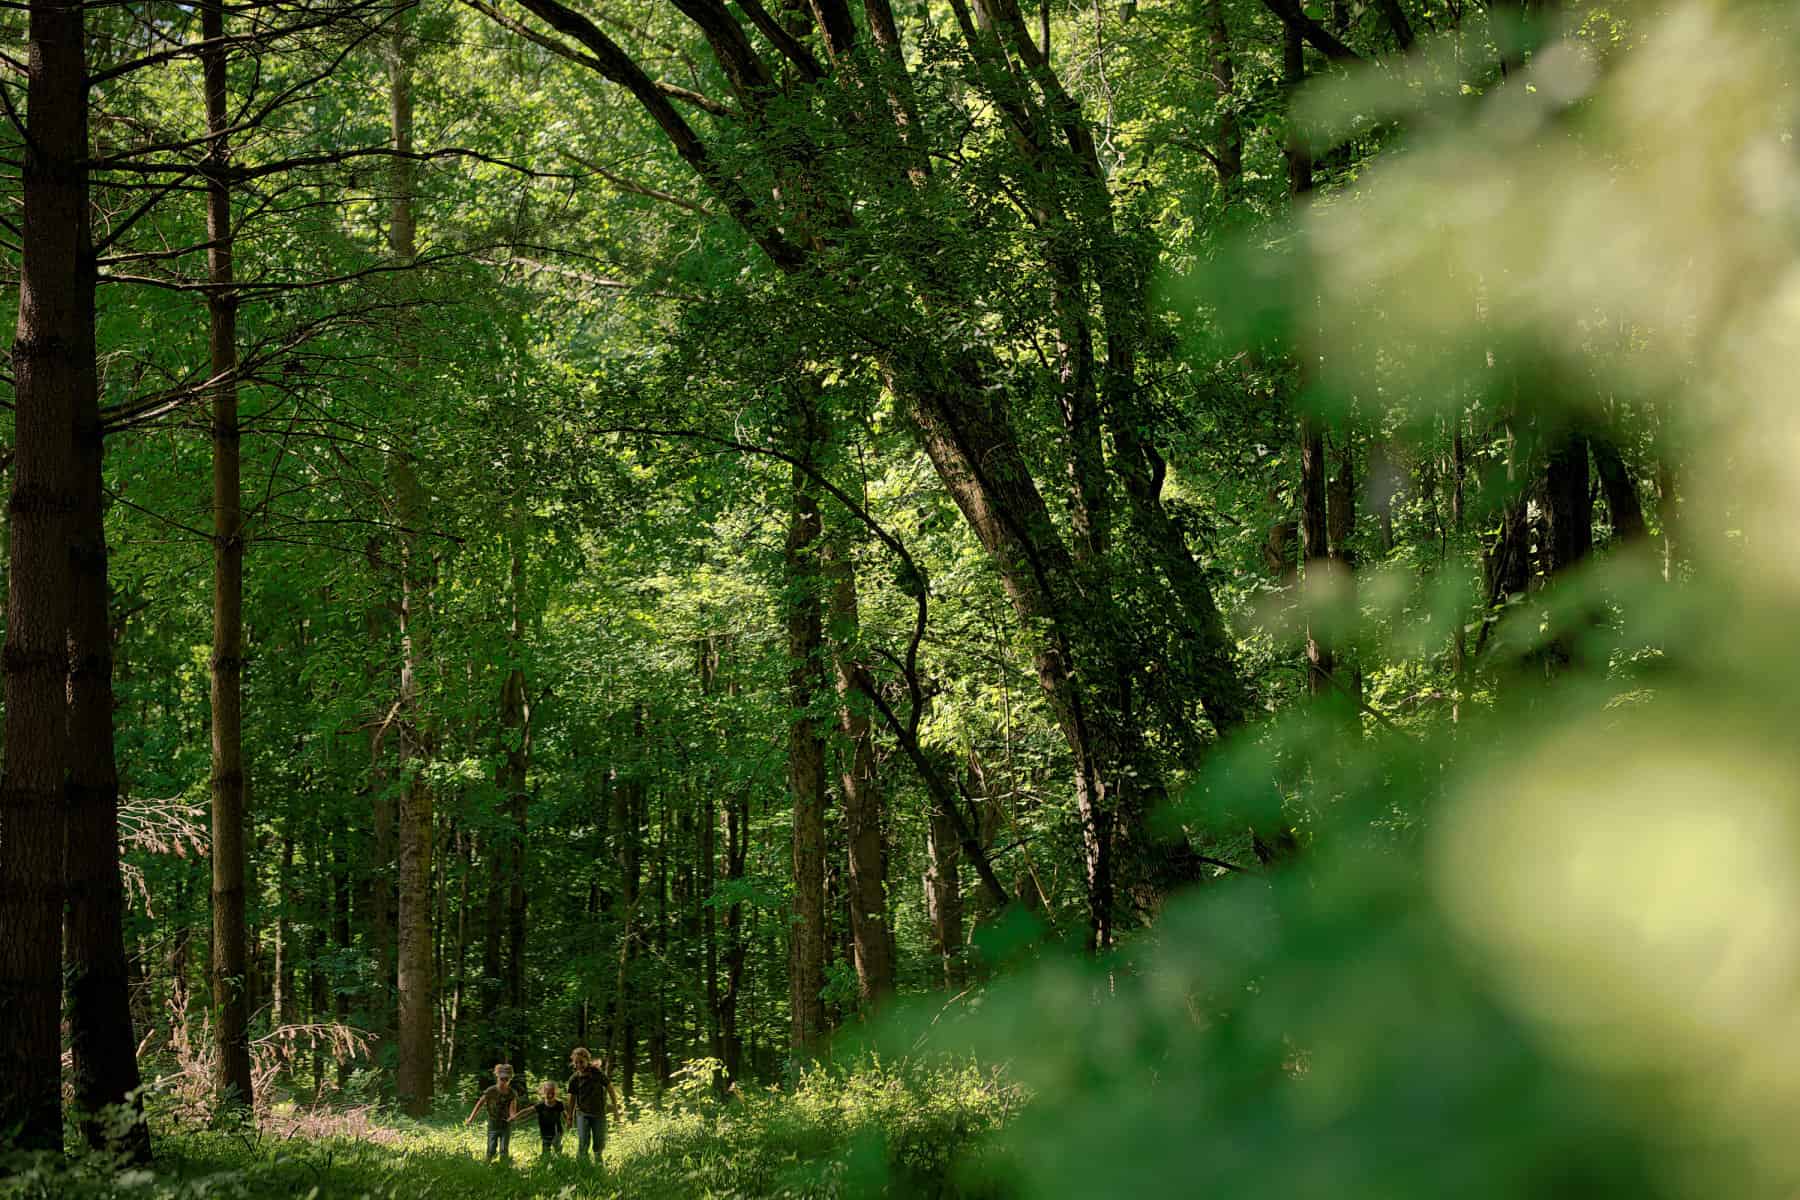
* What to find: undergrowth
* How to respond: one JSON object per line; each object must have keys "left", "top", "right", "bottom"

{"left": 1, "top": 1059, "right": 1020, "bottom": 1200}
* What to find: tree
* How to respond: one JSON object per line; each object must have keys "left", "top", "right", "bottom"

{"left": 203, "top": 0, "right": 255, "bottom": 1111}
{"left": 0, "top": 0, "right": 86, "bottom": 1152}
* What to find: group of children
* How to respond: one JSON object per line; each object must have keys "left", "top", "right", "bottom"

{"left": 465, "top": 1046, "right": 625, "bottom": 1164}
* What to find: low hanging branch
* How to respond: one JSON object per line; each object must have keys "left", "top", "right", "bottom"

{"left": 1259, "top": 0, "right": 1364, "bottom": 64}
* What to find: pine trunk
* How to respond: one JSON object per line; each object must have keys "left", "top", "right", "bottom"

{"left": 388, "top": 0, "right": 434, "bottom": 1113}
{"left": 2, "top": 0, "right": 85, "bottom": 1151}
{"left": 65, "top": 24, "right": 150, "bottom": 1149}
{"left": 202, "top": 0, "right": 253, "bottom": 1109}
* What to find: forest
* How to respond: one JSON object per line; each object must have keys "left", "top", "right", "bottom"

{"left": 4, "top": 0, "right": 1798, "bottom": 1195}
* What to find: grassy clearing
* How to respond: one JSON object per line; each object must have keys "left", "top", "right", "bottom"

{"left": 4, "top": 1061, "right": 1020, "bottom": 1200}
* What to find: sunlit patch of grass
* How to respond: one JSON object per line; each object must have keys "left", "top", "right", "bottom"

{"left": 1, "top": 1060, "right": 1016, "bottom": 1200}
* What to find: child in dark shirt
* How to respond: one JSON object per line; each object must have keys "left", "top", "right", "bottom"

{"left": 515, "top": 1080, "right": 567, "bottom": 1156}
{"left": 465, "top": 1063, "right": 523, "bottom": 1163}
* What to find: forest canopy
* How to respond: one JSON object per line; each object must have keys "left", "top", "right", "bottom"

{"left": 4, "top": 0, "right": 1798, "bottom": 1195}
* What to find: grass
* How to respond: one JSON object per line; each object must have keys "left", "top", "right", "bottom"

{"left": 4, "top": 1060, "right": 1020, "bottom": 1200}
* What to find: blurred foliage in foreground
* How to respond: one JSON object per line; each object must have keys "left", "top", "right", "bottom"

{"left": 938, "top": 2, "right": 1800, "bottom": 1197}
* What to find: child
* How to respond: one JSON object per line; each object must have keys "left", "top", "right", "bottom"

{"left": 514, "top": 1080, "right": 567, "bottom": 1156}
{"left": 566, "top": 1046, "right": 625, "bottom": 1164}
{"left": 465, "top": 1063, "right": 522, "bottom": 1163}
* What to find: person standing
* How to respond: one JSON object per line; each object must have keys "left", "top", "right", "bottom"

{"left": 465, "top": 1063, "right": 523, "bottom": 1163}
{"left": 518, "top": 1080, "right": 568, "bottom": 1157}
{"left": 566, "top": 1046, "right": 624, "bottom": 1164}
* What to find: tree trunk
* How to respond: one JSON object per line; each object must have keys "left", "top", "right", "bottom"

{"left": 1539, "top": 429, "right": 1593, "bottom": 674}
{"left": 925, "top": 803, "right": 964, "bottom": 988}
{"left": 275, "top": 829, "right": 294, "bottom": 1027}
{"left": 308, "top": 834, "right": 328, "bottom": 1098}
{"left": 824, "top": 543, "right": 896, "bottom": 1009}
{"left": 785, "top": 440, "right": 829, "bottom": 1055}
{"left": 1326, "top": 432, "right": 1362, "bottom": 713}
{"left": 1544, "top": 432, "right": 1593, "bottom": 574}
{"left": 652, "top": 792, "right": 670, "bottom": 1089}
{"left": 332, "top": 829, "right": 353, "bottom": 1090}
{"left": 202, "top": 0, "right": 254, "bottom": 1110}
{"left": 612, "top": 710, "right": 645, "bottom": 1100}
{"left": 1656, "top": 458, "right": 1679, "bottom": 581}
{"left": 482, "top": 827, "right": 504, "bottom": 1055}
{"left": 1300, "top": 414, "right": 1334, "bottom": 698}
{"left": 388, "top": 0, "right": 434, "bottom": 1114}
{"left": 1451, "top": 423, "right": 1468, "bottom": 711}
{"left": 448, "top": 827, "right": 472, "bottom": 1079}
{"left": 1, "top": 0, "right": 84, "bottom": 1152}
{"left": 1591, "top": 432, "right": 1646, "bottom": 544}
{"left": 720, "top": 781, "right": 748, "bottom": 1083}
{"left": 1202, "top": 0, "right": 1242, "bottom": 192}
{"left": 699, "top": 640, "right": 723, "bottom": 1082}
{"left": 498, "top": 536, "right": 530, "bottom": 1074}
{"left": 64, "top": 40, "right": 151, "bottom": 1153}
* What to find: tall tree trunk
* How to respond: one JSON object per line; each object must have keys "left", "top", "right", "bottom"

{"left": 824, "top": 543, "right": 896, "bottom": 1009}
{"left": 1656, "top": 458, "right": 1679, "bottom": 581}
{"left": 720, "top": 782, "right": 748, "bottom": 1083}
{"left": 1288, "top": 20, "right": 1339, "bottom": 719}
{"left": 1591, "top": 432, "right": 1646, "bottom": 544}
{"left": 1451, "top": 423, "right": 1468, "bottom": 712}
{"left": 388, "top": 0, "right": 434, "bottom": 1114}
{"left": 652, "top": 792, "right": 670, "bottom": 1089}
{"left": 1, "top": 0, "right": 84, "bottom": 1152}
{"left": 611, "top": 711, "right": 644, "bottom": 1100}
{"left": 65, "top": 35, "right": 150, "bottom": 1154}
{"left": 203, "top": 0, "right": 253, "bottom": 1110}
{"left": 274, "top": 828, "right": 294, "bottom": 1027}
{"left": 924, "top": 803, "right": 964, "bottom": 988}
{"left": 331, "top": 828, "right": 353, "bottom": 1090}
{"left": 308, "top": 832, "right": 328, "bottom": 1098}
{"left": 784, "top": 432, "right": 829, "bottom": 1056}
{"left": 1544, "top": 431, "right": 1593, "bottom": 574}
{"left": 699, "top": 640, "right": 723, "bottom": 1082}
{"left": 1326, "top": 432, "right": 1361, "bottom": 714}
{"left": 448, "top": 827, "right": 472, "bottom": 1079}
{"left": 1203, "top": 0, "right": 1242, "bottom": 193}
{"left": 498, "top": 533, "right": 530, "bottom": 1073}
{"left": 1300, "top": 415, "right": 1334, "bottom": 698}
{"left": 482, "top": 830, "right": 504, "bottom": 1056}
{"left": 1539, "top": 429, "right": 1593, "bottom": 674}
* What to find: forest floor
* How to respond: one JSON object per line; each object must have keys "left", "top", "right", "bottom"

{"left": 10, "top": 1065, "right": 1017, "bottom": 1200}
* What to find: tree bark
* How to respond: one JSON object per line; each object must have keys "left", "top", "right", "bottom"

{"left": 1544, "top": 431, "right": 1593, "bottom": 574}
{"left": 925, "top": 803, "right": 964, "bottom": 988}
{"left": 699, "top": 640, "right": 723, "bottom": 1082}
{"left": 492, "top": 530, "right": 531, "bottom": 1073}
{"left": 331, "top": 828, "right": 353, "bottom": 1090}
{"left": 785, "top": 432, "right": 829, "bottom": 1055}
{"left": 388, "top": 0, "right": 434, "bottom": 1114}
{"left": 65, "top": 31, "right": 151, "bottom": 1154}
{"left": 824, "top": 542, "right": 896, "bottom": 1009}
{"left": 611, "top": 710, "right": 644, "bottom": 1099}
{"left": 1300, "top": 415, "right": 1335, "bottom": 698}
{"left": 651, "top": 792, "right": 670, "bottom": 1088}
{"left": 1, "top": 0, "right": 84, "bottom": 1152}
{"left": 1202, "top": 0, "right": 1242, "bottom": 192}
{"left": 720, "top": 776, "right": 748, "bottom": 1083}
{"left": 275, "top": 829, "right": 295, "bottom": 1027}
{"left": 1591, "top": 432, "right": 1646, "bottom": 544}
{"left": 203, "top": 0, "right": 254, "bottom": 1110}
